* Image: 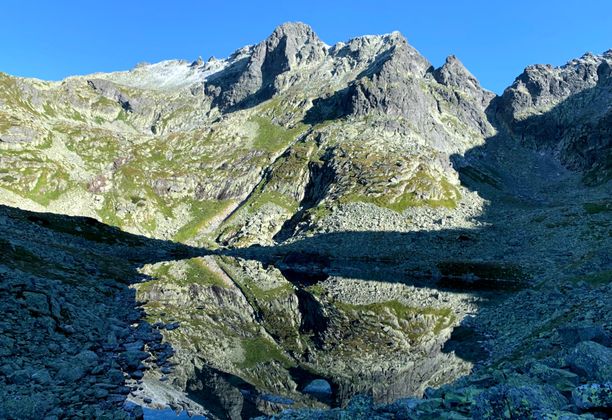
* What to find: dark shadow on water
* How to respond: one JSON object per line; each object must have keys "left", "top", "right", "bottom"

{"left": 442, "top": 325, "right": 489, "bottom": 365}
{"left": 186, "top": 365, "right": 264, "bottom": 420}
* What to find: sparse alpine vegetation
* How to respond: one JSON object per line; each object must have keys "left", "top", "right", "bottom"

{"left": 0, "top": 22, "right": 610, "bottom": 419}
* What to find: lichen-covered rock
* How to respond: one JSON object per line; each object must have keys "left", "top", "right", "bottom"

{"left": 572, "top": 382, "right": 612, "bottom": 411}
{"left": 565, "top": 341, "right": 612, "bottom": 382}
{"left": 472, "top": 385, "right": 567, "bottom": 419}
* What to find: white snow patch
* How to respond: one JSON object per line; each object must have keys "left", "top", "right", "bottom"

{"left": 96, "top": 47, "right": 253, "bottom": 91}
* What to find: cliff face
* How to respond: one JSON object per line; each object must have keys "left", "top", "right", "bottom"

{"left": 494, "top": 50, "right": 612, "bottom": 184}
{"left": 0, "top": 22, "right": 610, "bottom": 419}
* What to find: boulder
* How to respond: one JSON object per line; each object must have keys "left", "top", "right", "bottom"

{"left": 528, "top": 362, "right": 580, "bottom": 392}
{"left": 57, "top": 364, "right": 86, "bottom": 382}
{"left": 557, "top": 325, "right": 611, "bottom": 347}
{"left": 565, "top": 341, "right": 612, "bottom": 382}
{"left": 572, "top": 382, "right": 612, "bottom": 411}
{"left": 23, "top": 291, "right": 50, "bottom": 315}
{"left": 473, "top": 384, "right": 567, "bottom": 418}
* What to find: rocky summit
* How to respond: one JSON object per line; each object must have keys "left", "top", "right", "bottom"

{"left": 0, "top": 22, "right": 610, "bottom": 419}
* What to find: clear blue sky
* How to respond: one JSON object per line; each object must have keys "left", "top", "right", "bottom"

{"left": 1, "top": 0, "right": 610, "bottom": 93}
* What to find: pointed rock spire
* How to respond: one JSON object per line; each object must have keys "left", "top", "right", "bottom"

{"left": 255, "top": 21, "right": 327, "bottom": 72}
{"left": 190, "top": 56, "right": 204, "bottom": 67}
{"left": 434, "top": 55, "right": 479, "bottom": 89}
{"left": 209, "top": 22, "right": 328, "bottom": 110}
{"left": 434, "top": 55, "right": 493, "bottom": 105}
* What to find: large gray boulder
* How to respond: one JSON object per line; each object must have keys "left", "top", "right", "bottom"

{"left": 565, "top": 341, "right": 612, "bottom": 382}
{"left": 572, "top": 382, "right": 612, "bottom": 412}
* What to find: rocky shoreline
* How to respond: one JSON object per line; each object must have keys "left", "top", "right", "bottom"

{"left": 0, "top": 205, "right": 204, "bottom": 418}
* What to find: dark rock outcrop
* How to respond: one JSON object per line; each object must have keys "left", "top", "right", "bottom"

{"left": 493, "top": 51, "right": 612, "bottom": 184}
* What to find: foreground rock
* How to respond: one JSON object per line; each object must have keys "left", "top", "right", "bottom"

{"left": 0, "top": 205, "right": 205, "bottom": 418}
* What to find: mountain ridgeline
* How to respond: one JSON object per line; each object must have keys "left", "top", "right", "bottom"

{"left": 0, "top": 23, "right": 610, "bottom": 419}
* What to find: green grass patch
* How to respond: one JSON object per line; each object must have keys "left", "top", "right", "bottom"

{"left": 305, "top": 204, "right": 332, "bottom": 221}
{"left": 570, "top": 270, "right": 612, "bottom": 286}
{"left": 251, "top": 116, "right": 306, "bottom": 153}
{"left": 336, "top": 300, "right": 456, "bottom": 339}
{"left": 71, "top": 111, "right": 85, "bottom": 122}
{"left": 0, "top": 112, "right": 16, "bottom": 133}
{"left": 340, "top": 171, "right": 460, "bottom": 211}
{"left": 584, "top": 200, "right": 612, "bottom": 214}
{"left": 180, "top": 258, "right": 228, "bottom": 288}
{"left": 142, "top": 258, "right": 228, "bottom": 290}
{"left": 115, "top": 109, "right": 129, "bottom": 122}
{"left": 247, "top": 190, "right": 298, "bottom": 214}
{"left": 0, "top": 159, "right": 72, "bottom": 206}
{"left": 42, "top": 103, "right": 56, "bottom": 118}
{"left": 173, "top": 199, "right": 231, "bottom": 243}
{"left": 239, "top": 336, "right": 294, "bottom": 369}
{"left": 96, "top": 193, "right": 124, "bottom": 228}
{"left": 63, "top": 129, "right": 119, "bottom": 166}
{"left": 305, "top": 283, "right": 326, "bottom": 297}
{"left": 27, "top": 169, "right": 70, "bottom": 205}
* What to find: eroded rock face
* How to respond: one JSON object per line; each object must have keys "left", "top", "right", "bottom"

{"left": 207, "top": 22, "right": 328, "bottom": 110}
{"left": 434, "top": 55, "right": 495, "bottom": 107}
{"left": 494, "top": 51, "right": 612, "bottom": 183}
{"left": 0, "top": 126, "right": 40, "bottom": 144}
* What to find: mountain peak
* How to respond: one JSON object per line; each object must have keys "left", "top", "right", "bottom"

{"left": 270, "top": 21, "right": 317, "bottom": 38}
{"left": 206, "top": 22, "right": 327, "bottom": 110}
{"left": 433, "top": 54, "right": 492, "bottom": 105}
{"left": 444, "top": 54, "right": 460, "bottom": 64}
{"left": 384, "top": 30, "right": 407, "bottom": 44}
{"left": 262, "top": 21, "right": 327, "bottom": 62}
